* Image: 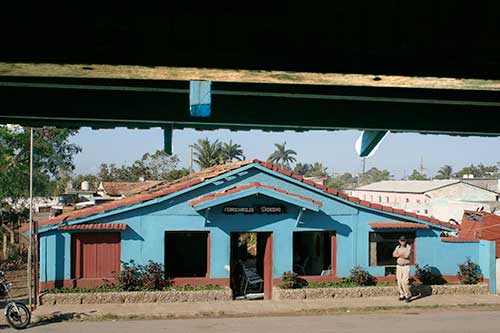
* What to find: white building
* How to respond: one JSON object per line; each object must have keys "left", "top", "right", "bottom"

{"left": 346, "top": 180, "right": 500, "bottom": 222}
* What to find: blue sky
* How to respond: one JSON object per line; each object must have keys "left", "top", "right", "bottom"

{"left": 69, "top": 128, "right": 500, "bottom": 179}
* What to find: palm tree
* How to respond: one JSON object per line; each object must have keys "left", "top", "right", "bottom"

{"left": 267, "top": 142, "right": 297, "bottom": 169}
{"left": 220, "top": 140, "right": 245, "bottom": 163}
{"left": 293, "top": 163, "right": 312, "bottom": 176}
{"left": 308, "top": 162, "right": 329, "bottom": 177}
{"left": 435, "top": 165, "right": 453, "bottom": 179}
{"left": 192, "top": 138, "right": 223, "bottom": 169}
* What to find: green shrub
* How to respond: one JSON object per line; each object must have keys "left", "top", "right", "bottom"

{"left": 307, "top": 279, "right": 357, "bottom": 288}
{"left": 46, "top": 284, "right": 222, "bottom": 294}
{"left": 281, "top": 271, "right": 308, "bottom": 289}
{"left": 165, "top": 284, "right": 222, "bottom": 291}
{"left": 0, "top": 246, "right": 28, "bottom": 271}
{"left": 116, "top": 260, "right": 142, "bottom": 290}
{"left": 457, "top": 257, "right": 483, "bottom": 285}
{"left": 349, "top": 266, "right": 376, "bottom": 286}
{"left": 140, "top": 261, "right": 171, "bottom": 289}
{"left": 116, "top": 260, "right": 172, "bottom": 290}
{"left": 414, "top": 264, "right": 446, "bottom": 285}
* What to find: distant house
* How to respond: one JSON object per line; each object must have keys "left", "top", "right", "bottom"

{"left": 346, "top": 180, "right": 500, "bottom": 222}
{"left": 461, "top": 178, "right": 500, "bottom": 193}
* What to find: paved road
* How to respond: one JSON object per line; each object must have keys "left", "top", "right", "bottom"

{"left": 5, "top": 309, "right": 500, "bottom": 333}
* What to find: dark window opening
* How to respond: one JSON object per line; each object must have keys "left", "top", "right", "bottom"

{"left": 165, "top": 232, "right": 208, "bottom": 278}
{"left": 369, "top": 232, "right": 416, "bottom": 266}
{"left": 293, "top": 232, "right": 332, "bottom": 276}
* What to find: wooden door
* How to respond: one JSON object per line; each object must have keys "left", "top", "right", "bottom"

{"left": 72, "top": 232, "right": 121, "bottom": 279}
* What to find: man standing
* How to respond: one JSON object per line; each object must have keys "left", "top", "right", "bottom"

{"left": 393, "top": 235, "right": 412, "bottom": 302}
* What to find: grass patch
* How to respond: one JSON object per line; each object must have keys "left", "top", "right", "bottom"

{"left": 281, "top": 280, "right": 397, "bottom": 289}
{"left": 45, "top": 284, "right": 222, "bottom": 294}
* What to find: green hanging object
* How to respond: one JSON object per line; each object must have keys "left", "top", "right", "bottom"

{"left": 355, "top": 130, "right": 389, "bottom": 157}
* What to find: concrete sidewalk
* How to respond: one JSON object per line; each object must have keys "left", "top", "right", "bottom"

{"left": 31, "top": 294, "right": 500, "bottom": 322}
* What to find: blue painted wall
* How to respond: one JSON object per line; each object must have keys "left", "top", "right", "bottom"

{"left": 38, "top": 164, "right": 496, "bottom": 293}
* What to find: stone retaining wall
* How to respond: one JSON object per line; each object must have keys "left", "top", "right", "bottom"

{"left": 273, "top": 283, "right": 489, "bottom": 300}
{"left": 40, "top": 288, "right": 233, "bottom": 305}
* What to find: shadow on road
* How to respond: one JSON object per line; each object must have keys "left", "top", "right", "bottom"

{"left": 28, "top": 311, "right": 94, "bottom": 329}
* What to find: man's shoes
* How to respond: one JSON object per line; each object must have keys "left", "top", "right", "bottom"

{"left": 398, "top": 296, "right": 405, "bottom": 301}
{"left": 405, "top": 296, "right": 411, "bottom": 303}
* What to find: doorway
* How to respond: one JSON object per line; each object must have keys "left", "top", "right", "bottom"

{"left": 230, "top": 232, "right": 273, "bottom": 300}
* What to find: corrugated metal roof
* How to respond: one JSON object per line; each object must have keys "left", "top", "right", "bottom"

{"left": 354, "top": 180, "right": 460, "bottom": 193}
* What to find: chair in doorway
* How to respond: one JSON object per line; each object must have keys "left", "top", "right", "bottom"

{"left": 239, "top": 261, "right": 264, "bottom": 295}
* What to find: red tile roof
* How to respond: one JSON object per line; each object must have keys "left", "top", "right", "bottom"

{"left": 58, "top": 223, "right": 127, "bottom": 231}
{"left": 369, "top": 222, "right": 430, "bottom": 229}
{"left": 188, "top": 182, "right": 324, "bottom": 208}
{"left": 100, "top": 181, "right": 162, "bottom": 196}
{"left": 23, "top": 159, "right": 456, "bottom": 232}
{"left": 440, "top": 237, "right": 479, "bottom": 243}
{"left": 454, "top": 210, "right": 500, "bottom": 255}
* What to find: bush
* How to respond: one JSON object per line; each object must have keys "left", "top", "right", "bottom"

{"left": 140, "top": 261, "right": 170, "bottom": 289}
{"left": 349, "top": 266, "right": 376, "bottom": 286}
{"left": 457, "top": 258, "right": 483, "bottom": 285}
{"left": 116, "top": 260, "right": 172, "bottom": 290}
{"left": 116, "top": 260, "right": 142, "bottom": 290}
{"left": 0, "top": 246, "right": 28, "bottom": 271}
{"left": 307, "top": 280, "right": 357, "bottom": 288}
{"left": 281, "top": 271, "right": 308, "bottom": 289}
{"left": 414, "top": 264, "right": 446, "bottom": 285}
{"left": 46, "top": 284, "right": 222, "bottom": 294}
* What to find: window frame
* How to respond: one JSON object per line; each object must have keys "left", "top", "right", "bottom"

{"left": 369, "top": 231, "right": 416, "bottom": 267}
{"left": 292, "top": 231, "right": 336, "bottom": 277}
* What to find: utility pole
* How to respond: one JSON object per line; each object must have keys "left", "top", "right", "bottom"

{"left": 362, "top": 157, "right": 366, "bottom": 174}
{"left": 28, "top": 128, "right": 33, "bottom": 310}
{"left": 419, "top": 156, "right": 424, "bottom": 175}
{"left": 189, "top": 145, "right": 193, "bottom": 174}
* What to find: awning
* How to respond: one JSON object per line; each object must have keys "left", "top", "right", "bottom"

{"left": 189, "top": 182, "right": 323, "bottom": 212}
{"left": 58, "top": 223, "right": 127, "bottom": 231}
{"left": 369, "top": 222, "right": 430, "bottom": 229}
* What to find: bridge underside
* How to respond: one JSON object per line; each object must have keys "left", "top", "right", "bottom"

{"left": 2, "top": 12, "right": 500, "bottom": 135}
{"left": 1, "top": 63, "right": 500, "bottom": 136}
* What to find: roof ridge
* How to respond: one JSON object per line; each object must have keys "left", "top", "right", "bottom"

{"left": 188, "top": 181, "right": 324, "bottom": 207}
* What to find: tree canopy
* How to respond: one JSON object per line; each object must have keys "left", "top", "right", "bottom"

{"left": 407, "top": 169, "right": 429, "bottom": 180}
{"left": 293, "top": 162, "right": 328, "bottom": 177}
{"left": 0, "top": 126, "right": 81, "bottom": 199}
{"left": 192, "top": 138, "right": 224, "bottom": 169}
{"left": 267, "top": 142, "right": 297, "bottom": 169}
{"left": 434, "top": 165, "right": 453, "bottom": 179}
{"left": 220, "top": 140, "right": 245, "bottom": 163}
{"left": 454, "top": 164, "right": 498, "bottom": 178}
{"left": 96, "top": 151, "right": 188, "bottom": 183}
{"left": 358, "top": 167, "right": 392, "bottom": 186}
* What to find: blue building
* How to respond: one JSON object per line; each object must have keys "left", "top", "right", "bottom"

{"left": 31, "top": 160, "right": 497, "bottom": 299}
